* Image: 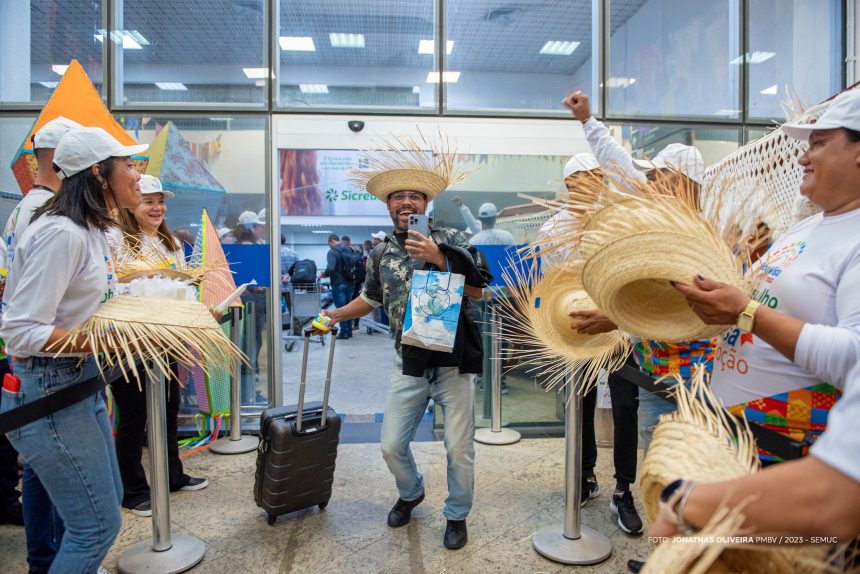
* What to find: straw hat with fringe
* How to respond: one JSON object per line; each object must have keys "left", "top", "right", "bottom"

{"left": 497, "top": 258, "right": 629, "bottom": 395}
{"left": 51, "top": 294, "right": 246, "bottom": 386}
{"left": 639, "top": 370, "right": 833, "bottom": 574}
{"left": 350, "top": 129, "right": 471, "bottom": 202}
{"left": 525, "top": 169, "right": 756, "bottom": 342}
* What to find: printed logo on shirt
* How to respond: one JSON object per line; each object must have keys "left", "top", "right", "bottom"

{"left": 759, "top": 240, "right": 805, "bottom": 285}
{"left": 100, "top": 255, "right": 115, "bottom": 304}
{"left": 4, "top": 207, "right": 20, "bottom": 265}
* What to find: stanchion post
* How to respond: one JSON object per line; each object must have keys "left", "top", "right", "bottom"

{"left": 118, "top": 363, "right": 206, "bottom": 574}
{"left": 474, "top": 302, "right": 520, "bottom": 445}
{"left": 532, "top": 376, "right": 612, "bottom": 565}
{"left": 211, "top": 306, "right": 259, "bottom": 455}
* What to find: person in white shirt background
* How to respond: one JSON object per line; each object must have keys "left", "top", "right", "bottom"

{"left": 0, "top": 116, "right": 82, "bottom": 574}
{"left": 452, "top": 197, "right": 515, "bottom": 246}
{"left": 108, "top": 174, "right": 209, "bottom": 518}
{"left": 673, "top": 88, "right": 860, "bottom": 453}
{"left": 0, "top": 126, "right": 146, "bottom": 574}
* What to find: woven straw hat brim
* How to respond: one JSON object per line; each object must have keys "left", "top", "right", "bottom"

{"left": 582, "top": 230, "right": 738, "bottom": 341}
{"left": 90, "top": 296, "right": 218, "bottom": 328}
{"left": 365, "top": 169, "right": 448, "bottom": 201}
{"left": 529, "top": 266, "right": 626, "bottom": 359}
{"left": 580, "top": 197, "right": 716, "bottom": 262}
{"left": 640, "top": 420, "right": 753, "bottom": 523}
{"left": 118, "top": 268, "right": 194, "bottom": 283}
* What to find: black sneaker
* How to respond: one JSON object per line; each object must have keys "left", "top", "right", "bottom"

{"left": 610, "top": 490, "right": 643, "bottom": 534}
{"left": 443, "top": 519, "right": 468, "bottom": 550}
{"left": 387, "top": 493, "right": 425, "bottom": 527}
{"left": 123, "top": 499, "right": 152, "bottom": 517}
{"left": 179, "top": 477, "right": 209, "bottom": 491}
{"left": 580, "top": 476, "right": 599, "bottom": 507}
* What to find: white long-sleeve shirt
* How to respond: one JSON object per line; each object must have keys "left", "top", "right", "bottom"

{"left": 811, "top": 362, "right": 860, "bottom": 482}
{"left": 712, "top": 208, "right": 860, "bottom": 406}
{"left": 458, "top": 205, "right": 483, "bottom": 235}
{"left": 1, "top": 215, "right": 116, "bottom": 357}
{"left": 1, "top": 187, "right": 54, "bottom": 271}
{"left": 581, "top": 117, "right": 646, "bottom": 188}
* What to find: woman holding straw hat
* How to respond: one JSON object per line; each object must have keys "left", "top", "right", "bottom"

{"left": 0, "top": 126, "right": 147, "bottom": 573}
{"left": 108, "top": 174, "right": 208, "bottom": 518}
{"left": 673, "top": 88, "right": 860, "bottom": 458}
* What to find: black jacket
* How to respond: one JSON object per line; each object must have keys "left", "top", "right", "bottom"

{"left": 401, "top": 238, "right": 493, "bottom": 377}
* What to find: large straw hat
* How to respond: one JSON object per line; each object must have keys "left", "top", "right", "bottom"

{"left": 582, "top": 230, "right": 740, "bottom": 341}
{"left": 498, "top": 261, "right": 629, "bottom": 394}
{"left": 351, "top": 130, "right": 470, "bottom": 202}
{"left": 52, "top": 295, "right": 245, "bottom": 384}
{"left": 640, "top": 372, "right": 831, "bottom": 574}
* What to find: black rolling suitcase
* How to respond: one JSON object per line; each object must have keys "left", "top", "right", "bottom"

{"left": 254, "top": 327, "right": 341, "bottom": 525}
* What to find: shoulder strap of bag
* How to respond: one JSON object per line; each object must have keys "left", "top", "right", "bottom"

{"left": 0, "top": 376, "right": 104, "bottom": 435}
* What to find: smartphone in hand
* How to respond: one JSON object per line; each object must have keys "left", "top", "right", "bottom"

{"left": 407, "top": 214, "right": 430, "bottom": 238}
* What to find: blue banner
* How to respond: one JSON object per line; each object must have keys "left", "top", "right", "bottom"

{"left": 475, "top": 244, "right": 537, "bottom": 287}
{"left": 221, "top": 244, "right": 272, "bottom": 287}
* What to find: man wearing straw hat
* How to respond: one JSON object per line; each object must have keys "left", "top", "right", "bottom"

{"left": 319, "top": 136, "right": 489, "bottom": 550}
{"left": 538, "top": 152, "right": 644, "bottom": 535}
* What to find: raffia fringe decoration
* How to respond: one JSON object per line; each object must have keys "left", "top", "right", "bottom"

{"left": 496, "top": 255, "right": 630, "bottom": 396}
{"left": 349, "top": 127, "right": 473, "bottom": 201}
{"left": 50, "top": 296, "right": 247, "bottom": 386}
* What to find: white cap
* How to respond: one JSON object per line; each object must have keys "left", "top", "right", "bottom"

{"left": 238, "top": 210, "right": 264, "bottom": 225}
{"left": 371, "top": 230, "right": 387, "bottom": 241}
{"left": 257, "top": 208, "right": 267, "bottom": 222}
{"left": 216, "top": 226, "right": 232, "bottom": 238}
{"left": 782, "top": 89, "right": 860, "bottom": 142}
{"left": 54, "top": 127, "right": 149, "bottom": 180}
{"left": 33, "top": 116, "right": 83, "bottom": 150}
{"left": 633, "top": 143, "right": 705, "bottom": 185}
{"left": 563, "top": 153, "right": 600, "bottom": 178}
{"left": 478, "top": 202, "right": 498, "bottom": 218}
{"left": 139, "top": 174, "right": 175, "bottom": 198}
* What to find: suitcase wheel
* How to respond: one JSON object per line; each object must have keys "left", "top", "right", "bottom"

{"left": 366, "top": 327, "right": 373, "bottom": 335}
{"left": 284, "top": 341, "right": 295, "bottom": 352}
{"left": 318, "top": 501, "right": 328, "bottom": 510}
{"left": 267, "top": 514, "right": 277, "bottom": 525}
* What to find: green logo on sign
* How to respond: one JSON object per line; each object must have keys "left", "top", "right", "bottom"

{"left": 325, "top": 188, "right": 339, "bottom": 202}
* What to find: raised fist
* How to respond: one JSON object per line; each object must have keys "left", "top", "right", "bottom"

{"left": 562, "top": 90, "right": 592, "bottom": 123}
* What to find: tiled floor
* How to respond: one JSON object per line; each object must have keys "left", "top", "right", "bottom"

{"left": 0, "top": 440, "right": 654, "bottom": 573}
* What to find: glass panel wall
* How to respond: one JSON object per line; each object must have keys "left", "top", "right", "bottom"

{"left": 0, "top": 115, "right": 38, "bottom": 222}
{"left": 445, "top": 0, "right": 596, "bottom": 113}
{"left": 120, "top": 115, "right": 271, "bottom": 412}
{"left": 747, "top": 0, "right": 842, "bottom": 120}
{"left": 277, "top": 0, "right": 438, "bottom": 110}
{"left": 114, "top": 0, "right": 266, "bottom": 106}
{"left": 608, "top": 0, "right": 742, "bottom": 120}
{"left": 0, "top": 0, "right": 103, "bottom": 106}
{"left": 608, "top": 122, "right": 741, "bottom": 168}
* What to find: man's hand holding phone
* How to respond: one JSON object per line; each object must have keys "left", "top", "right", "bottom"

{"left": 405, "top": 230, "right": 444, "bottom": 268}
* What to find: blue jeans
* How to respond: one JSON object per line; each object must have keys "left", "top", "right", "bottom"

{"left": 332, "top": 282, "right": 355, "bottom": 336}
{"left": 638, "top": 383, "right": 678, "bottom": 453}
{"left": 23, "top": 464, "right": 65, "bottom": 573}
{"left": 3, "top": 356, "right": 122, "bottom": 574}
{"left": 380, "top": 356, "right": 475, "bottom": 520}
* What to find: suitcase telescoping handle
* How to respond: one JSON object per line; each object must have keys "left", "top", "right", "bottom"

{"left": 296, "top": 326, "right": 339, "bottom": 432}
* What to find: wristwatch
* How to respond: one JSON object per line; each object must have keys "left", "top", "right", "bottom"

{"left": 736, "top": 300, "right": 761, "bottom": 332}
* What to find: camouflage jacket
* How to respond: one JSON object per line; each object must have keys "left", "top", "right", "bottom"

{"left": 360, "top": 226, "right": 471, "bottom": 350}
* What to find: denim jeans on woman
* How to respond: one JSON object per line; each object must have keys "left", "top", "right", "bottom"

{"left": 380, "top": 356, "right": 475, "bottom": 520}
{"left": 2, "top": 356, "right": 122, "bottom": 574}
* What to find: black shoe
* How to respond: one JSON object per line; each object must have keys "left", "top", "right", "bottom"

{"left": 610, "top": 491, "right": 643, "bottom": 534}
{"left": 336, "top": 333, "right": 349, "bottom": 340}
{"left": 443, "top": 519, "right": 468, "bottom": 550}
{"left": 0, "top": 501, "right": 24, "bottom": 526}
{"left": 627, "top": 559, "right": 645, "bottom": 573}
{"left": 387, "top": 493, "right": 425, "bottom": 527}
{"left": 580, "top": 476, "right": 599, "bottom": 507}
{"left": 123, "top": 499, "right": 152, "bottom": 517}
{"left": 178, "top": 477, "right": 209, "bottom": 491}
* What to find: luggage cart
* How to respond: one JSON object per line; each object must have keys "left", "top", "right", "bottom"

{"left": 283, "top": 282, "right": 325, "bottom": 352}
{"left": 359, "top": 306, "right": 390, "bottom": 336}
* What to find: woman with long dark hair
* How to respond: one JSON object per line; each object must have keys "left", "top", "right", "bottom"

{"left": 0, "top": 127, "right": 147, "bottom": 573}
{"left": 108, "top": 174, "right": 208, "bottom": 517}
